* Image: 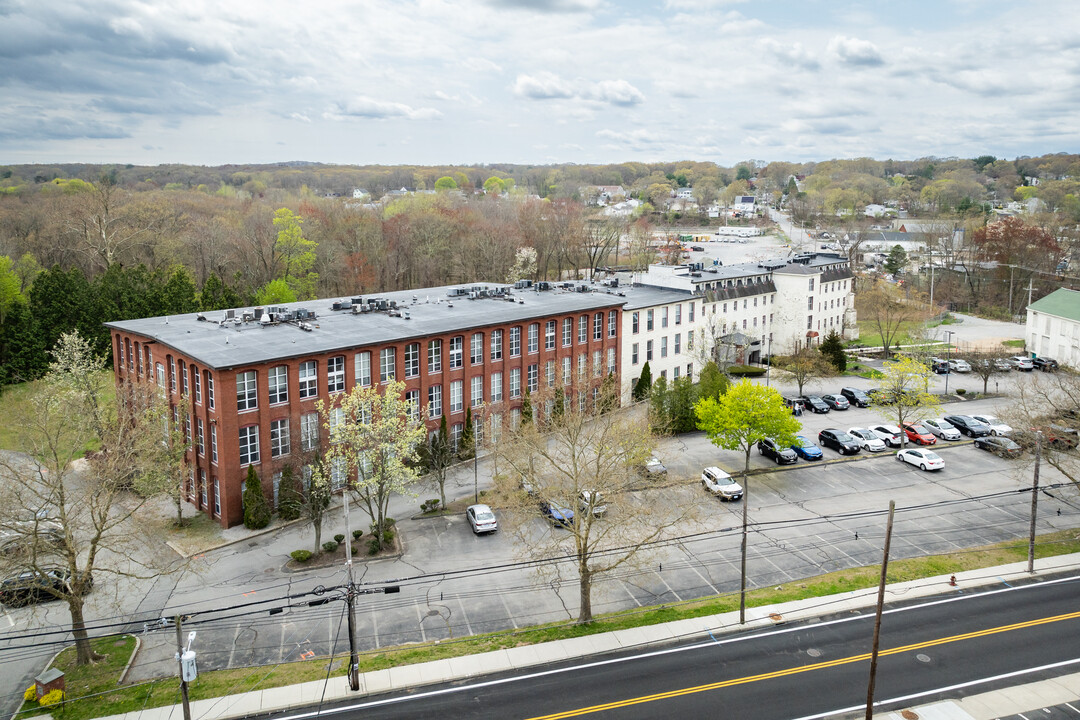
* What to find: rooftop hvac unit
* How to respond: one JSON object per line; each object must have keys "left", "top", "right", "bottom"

{"left": 576, "top": 285, "right": 591, "bottom": 293}
{"left": 253, "top": 307, "right": 264, "bottom": 320}
{"left": 447, "top": 287, "right": 468, "bottom": 297}
{"left": 352, "top": 297, "right": 363, "bottom": 306}
{"left": 242, "top": 311, "right": 254, "bottom": 322}
{"left": 469, "top": 291, "right": 479, "bottom": 299}
{"left": 196, "top": 313, "right": 207, "bottom": 322}
{"left": 389, "top": 300, "right": 398, "bottom": 309}
{"left": 560, "top": 282, "right": 574, "bottom": 289}
{"left": 352, "top": 304, "right": 362, "bottom": 314}
{"left": 513, "top": 280, "right": 532, "bottom": 289}
{"left": 225, "top": 309, "right": 236, "bottom": 319}
{"left": 404, "top": 311, "right": 411, "bottom": 320}
{"left": 332, "top": 301, "right": 344, "bottom": 311}
{"left": 690, "top": 272, "right": 702, "bottom": 277}
{"left": 260, "top": 315, "right": 271, "bottom": 325}
{"left": 536, "top": 281, "right": 552, "bottom": 291}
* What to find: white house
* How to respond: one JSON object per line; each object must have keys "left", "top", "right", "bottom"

{"left": 620, "top": 286, "right": 703, "bottom": 402}
{"left": 1026, "top": 287, "right": 1080, "bottom": 368}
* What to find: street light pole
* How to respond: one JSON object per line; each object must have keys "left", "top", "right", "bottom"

{"left": 943, "top": 330, "right": 954, "bottom": 395}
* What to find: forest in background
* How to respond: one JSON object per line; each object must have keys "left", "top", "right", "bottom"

{"left": 1, "top": 153, "right": 1079, "bottom": 387}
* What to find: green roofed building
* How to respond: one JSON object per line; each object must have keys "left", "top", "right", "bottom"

{"left": 1026, "top": 287, "right": 1080, "bottom": 368}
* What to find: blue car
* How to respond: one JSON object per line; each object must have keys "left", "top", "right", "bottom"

{"left": 540, "top": 501, "right": 575, "bottom": 528}
{"left": 790, "top": 435, "right": 823, "bottom": 460}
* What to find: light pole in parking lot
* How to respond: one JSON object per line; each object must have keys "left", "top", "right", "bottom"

{"left": 943, "top": 330, "right": 955, "bottom": 395}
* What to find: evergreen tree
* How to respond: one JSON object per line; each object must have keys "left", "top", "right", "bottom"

{"left": 242, "top": 465, "right": 271, "bottom": 529}
{"left": 277, "top": 465, "right": 303, "bottom": 521}
{"left": 649, "top": 375, "right": 670, "bottom": 434}
{"left": 521, "top": 388, "right": 533, "bottom": 425}
{"left": 632, "top": 361, "right": 652, "bottom": 402}
{"left": 697, "top": 361, "right": 729, "bottom": 402}
{"left": 459, "top": 407, "right": 475, "bottom": 460}
{"left": 161, "top": 266, "right": 199, "bottom": 314}
{"left": 819, "top": 330, "right": 847, "bottom": 372}
{"left": 669, "top": 377, "right": 698, "bottom": 433}
{"left": 199, "top": 273, "right": 244, "bottom": 311}
{"left": 884, "top": 244, "right": 908, "bottom": 275}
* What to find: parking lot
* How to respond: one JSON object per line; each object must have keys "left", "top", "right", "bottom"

{"left": 111, "top": 392, "right": 1080, "bottom": 683}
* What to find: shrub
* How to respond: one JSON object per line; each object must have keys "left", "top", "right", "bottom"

{"left": 290, "top": 550, "right": 312, "bottom": 563}
{"left": 334, "top": 534, "right": 345, "bottom": 544}
{"left": 382, "top": 530, "right": 396, "bottom": 547}
{"left": 367, "top": 538, "right": 381, "bottom": 555}
{"left": 727, "top": 365, "right": 767, "bottom": 377}
{"left": 322, "top": 540, "right": 338, "bottom": 553}
{"left": 39, "top": 690, "right": 64, "bottom": 708}
{"left": 420, "top": 498, "right": 441, "bottom": 513}
{"left": 242, "top": 465, "right": 271, "bottom": 530}
{"left": 371, "top": 518, "right": 395, "bottom": 534}
{"left": 23, "top": 686, "right": 36, "bottom": 703}
{"left": 956, "top": 388, "right": 967, "bottom": 395}
{"left": 352, "top": 529, "right": 364, "bottom": 540}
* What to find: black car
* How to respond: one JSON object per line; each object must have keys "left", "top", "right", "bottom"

{"left": 799, "top": 395, "right": 830, "bottom": 414}
{"left": 1033, "top": 357, "right": 1059, "bottom": 371}
{"left": 0, "top": 568, "right": 91, "bottom": 608}
{"left": 818, "top": 428, "right": 861, "bottom": 455}
{"left": 974, "top": 436, "right": 1023, "bottom": 458}
{"left": 840, "top": 387, "right": 871, "bottom": 408}
{"left": 942, "top": 415, "right": 991, "bottom": 438}
{"left": 926, "top": 357, "right": 951, "bottom": 374}
{"left": 757, "top": 438, "right": 798, "bottom": 465}
{"left": 820, "top": 394, "right": 850, "bottom": 410}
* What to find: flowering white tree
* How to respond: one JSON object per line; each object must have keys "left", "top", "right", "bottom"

{"left": 317, "top": 380, "right": 426, "bottom": 550}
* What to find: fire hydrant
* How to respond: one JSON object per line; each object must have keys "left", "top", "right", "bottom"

{"left": 949, "top": 575, "right": 957, "bottom": 587}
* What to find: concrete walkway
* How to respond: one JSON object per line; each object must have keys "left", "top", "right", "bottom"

{"left": 82, "top": 552, "right": 1080, "bottom": 720}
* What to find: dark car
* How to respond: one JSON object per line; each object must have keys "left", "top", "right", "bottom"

{"left": 799, "top": 395, "right": 830, "bottom": 414}
{"left": 790, "top": 435, "right": 824, "bottom": 460}
{"left": 0, "top": 568, "right": 91, "bottom": 608}
{"left": 757, "top": 438, "right": 798, "bottom": 464}
{"left": 926, "top": 357, "right": 951, "bottom": 374}
{"left": 1033, "top": 357, "right": 1059, "bottom": 371}
{"left": 974, "top": 436, "right": 1023, "bottom": 458}
{"left": 539, "top": 501, "right": 575, "bottom": 528}
{"left": 840, "top": 387, "right": 871, "bottom": 408}
{"left": 820, "top": 394, "right": 850, "bottom": 411}
{"left": 818, "top": 428, "right": 861, "bottom": 455}
{"left": 943, "top": 415, "right": 991, "bottom": 438}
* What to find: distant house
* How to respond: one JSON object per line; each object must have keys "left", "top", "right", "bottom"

{"left": 1027, "top": 287, "right": 1080, "bottom": 367}
{"left": 596, "top": 185, "right": 626, "bottom": 203}
{"left": 675, "top": 187, "right": 695, "bottom": 200}
{"left": 731, "top": 195, "right": 756, "bottom": 216}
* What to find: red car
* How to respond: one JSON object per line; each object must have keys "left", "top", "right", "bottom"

{"left": 901, "top": 421, "right": 937, "bottom": 446}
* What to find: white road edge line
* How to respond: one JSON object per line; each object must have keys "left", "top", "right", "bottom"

{"left": 267, "top": 572, "right": 1080, "bottom": 720}
{"left": 787, "top": 657, "right": 1080, "bottom": 720}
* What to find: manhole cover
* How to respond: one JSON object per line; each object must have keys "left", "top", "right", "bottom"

{"left": 426, "top": 609, "right": 440, "bottom": 617}
{"left": 769, "top": 612, "right": 784, "bottom": 623}
{"left": 916, "top": 653, "right": 932, "bottom": 663}
{"left": 806, "top": 648, "right": 822, "bottom": 658}
{"left": 901, "top": 710, "right": 919, "bottom": 720}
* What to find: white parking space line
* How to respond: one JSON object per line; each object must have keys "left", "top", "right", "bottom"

{"left": 653, "top": 570, "right": 683, "bottom": 602}
{"left": 226, "top": 624, "right": 242, "bottom": 669}
{"left": 619, "top": 579, "right": 644, "bottom": 607}
{"left": 371, "top": 604, "right": 381, "bottom": 648}
{"left": 497, "top": 591, "right": 519, "bottom": 629}
{"left": 456, "top": 597, "right": 474, "bottom": 636}
{"left": 678, "top": 544, "right": 721, "bottom": 595}
{"left": 414, "top": 602, "right": 428, "bottom": 643}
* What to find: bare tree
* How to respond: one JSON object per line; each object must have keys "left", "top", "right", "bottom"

{"left": 493, "top": 383, "right": 689, "bottom": 623}
{"left": 1003, "top": 372, "right": 1080, "bottom": 490}
{"left": 581, "top": 216, "right": 625, "bottom": 280}
{"left": 855, "top": 278, "right": 932, "bottom": 359}
{"left": 65, "top": 178, "right": 178, "bottom": 272}
{"left": 0, "top": 332, "right": 174, "bottom": 664}
{"left": 774, "top": 345, "right": 834, "bottom": 396}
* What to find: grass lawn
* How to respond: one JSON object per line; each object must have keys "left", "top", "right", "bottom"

{"left": 25, "top": 529, "right": 1080, "bottom": 720}
{"left": 0, "top": 371, "right": 114, "bottom": 455}
{"left": 17, "top": 635, "right": 137, "bottom": 720}
{"left": 850, "top": 319, "right": 943, "bottom": 350}
{"left": 1002, "top": 339, "right": 1026, "bottom": 348}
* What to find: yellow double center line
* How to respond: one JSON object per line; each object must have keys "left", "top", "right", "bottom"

{"left": 526, "top": 609, "right": 1080, "bottom": 719}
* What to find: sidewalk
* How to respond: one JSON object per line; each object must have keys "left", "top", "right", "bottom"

{"left": 86, "top": 552, "right": 1080, "bottom": 720}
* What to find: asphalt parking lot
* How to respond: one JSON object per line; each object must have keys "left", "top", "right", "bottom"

{"left": 118, "top": 394, "right": 1079, "bottom": 682}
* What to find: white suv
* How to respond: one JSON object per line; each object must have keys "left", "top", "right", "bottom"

{"left": 701, "top": 467, "right": 744, "bottom": 501}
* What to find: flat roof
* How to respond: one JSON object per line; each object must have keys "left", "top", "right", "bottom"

{"left": 106, "top": 283, "right": 626, "bottom": 370}
{"left": 620, "top": 285, "right": 696, "bottom": 310}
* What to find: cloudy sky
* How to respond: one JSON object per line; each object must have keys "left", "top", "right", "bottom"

{"left": 2, "top": 0, "right": 1078, "bottom": 167}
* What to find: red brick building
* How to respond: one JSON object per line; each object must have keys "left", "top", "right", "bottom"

{"left": 106, "top": 283, "right": 624, "bottom": 527}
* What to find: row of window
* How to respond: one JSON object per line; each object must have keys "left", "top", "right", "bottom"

{"left": 630, "top": 302, "right": 696, "bottom": 334}
{"left": 186, "top": 469, "right": 220, "bottom": 517}
{"left": 630, "top": 332, "right": 692, "bottom": 364}
{"left": 809, "top": 278, "right": 848, "bottom": 293}
{"left": 236, "top": 342, "right": 618, "bottom": 413}
{"left": 143, "top": 347, "right": 217, "bottom": 411}
{"left": 632, "top": 363, "right": 694, "bottom": 386}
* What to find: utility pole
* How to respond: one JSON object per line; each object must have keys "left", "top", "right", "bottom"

{"left": 739, "top": 476, "right": 749, "bottom": 624}
{"left": 1028, "top": 432, "right": 1042, "bottom": 574}
{"left": 865, "top": 500, "right": 896, "bottom": 720}
{"left": 1008, "top": 265, "right": 1015, "bottom": 316}
{"left": 343, "top": 495, "right": 360, "bottom": 691}
{"left": 1027, "top": 277, "right": 1035, "bottom": 311}
{"left": 174, "top": 616, "right": 192, "bottom": 720}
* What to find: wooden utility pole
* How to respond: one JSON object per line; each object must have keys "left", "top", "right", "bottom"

{"left": 865, "top": 500, "right": 895, "bottom": 720}
{"left": 1028, "top": 432, "right": 1042, "bottom": 574}
{"left": 175, "top": 616, "right": 192, "bottom": 720}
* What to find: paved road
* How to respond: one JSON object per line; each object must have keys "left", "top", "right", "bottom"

{"left": 271, "top": 572, "right": 1080, "bottom": 720}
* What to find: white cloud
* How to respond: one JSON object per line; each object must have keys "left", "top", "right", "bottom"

{"left": 325, "top": 97, "right": 442, "bottom": 121}
{"left": 827, "top": 35, "right": 885, "bottom": 67}
{"left": 514, "top": 73, "right": 644, "bottom": 106}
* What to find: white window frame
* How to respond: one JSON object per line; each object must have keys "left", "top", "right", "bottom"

{"left": 327, "top": 356, "right": 345, "bottom": 394}
{"left": 380, "top": 348, "right": 395, "bottom": 382}
{"left": 268, "top": 365, "right": 288, "bottom": 405}
{"left": 450, "top": 380, "right": 463, "bottom": 413}
{"left": 355, "top": 351, "right": 372, "bottom": 387}
{"left": 298, "top": 360, "right": 317, "bottom": 399}
{"left": 239, "top": 425, "right": 260, "bottom": 466}
{"left": 428, "top": 384, "right": 442, "bottom": 418}
{"left": 237, "top": 370, "right": 257, "bottom": 412}
{"left": 449, "top": 336, "right": 463, "bottom": 369}
{"left": 471, "top": 333, "right": 483, "bottom": 365}
{"left": 428, "top": 339, "right": 442, "bottom": 373}
{"left": 405, "top": 343, "right": 420, "bottom": 378}
{"left": 300, "top": 412, "right": 319, "bottom": 451}
{"left": 270, "top": 418, "right": 290, "bottom": 458}
{"left": 509, "top": 368, "right": 521, "bottom": 398}
{"left": 491, "top": 329, "right": 503, "bottom": 360}
{"left": 491, "top": 371, "right": 503, "bottom": 402}
{"left": 510, "top": 327, "right": 521, "bottom": 357}
{"left": 471, "top": 376, "right": 483, "bottom": 407}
